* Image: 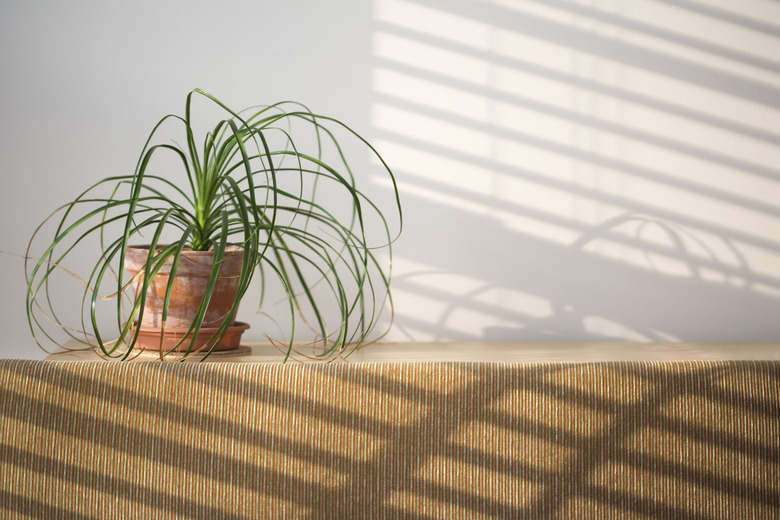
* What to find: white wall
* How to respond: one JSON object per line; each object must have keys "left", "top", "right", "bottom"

{"left": 1, "top": 0, "right": 779, "bottom": 358}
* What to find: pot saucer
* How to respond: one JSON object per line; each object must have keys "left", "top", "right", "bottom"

{"left": 131, "top": 321, "right": 250, "bottom": 352}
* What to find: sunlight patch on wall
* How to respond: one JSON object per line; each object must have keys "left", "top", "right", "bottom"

{"left": 377, "top": 24, "right": 780, "bottom": 170}
{"left": 389, "top": 257, "right": 553, "bottom": 341}
{"left": 371, "top": 33, "right": 780, "bottom": 241}
{"left": 373, "top": 67, "right": 491, "bottom": 122}
{"left": 572, "top": 216, "right": 780, "bottom": 285}
{"left": 371, "top": 0, "right": 780, "bottom": 341}
{"left": 486, "top": 0, "right": 780, "bottom": 85}
{"left": 371, "top": 102, "right": 493, "bottom": 159}
{"left": 699, "top": 0, "right": 780, "bottom": 27}
{"left": 488, "top": 19, "right": 780, "bottom": 135}
{"left": 375, "top": 0, "right": 493, "bottom": 50}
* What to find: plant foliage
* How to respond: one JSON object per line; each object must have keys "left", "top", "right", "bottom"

{"left": 26, "top": 89, "right": 401, "bottom": 360}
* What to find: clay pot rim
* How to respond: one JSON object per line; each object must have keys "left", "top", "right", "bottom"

{"left": 126, "top": 244, "right": 243, "bottom": 257}
{"left": 124, "top": 245, "right": 245, "bottom": 275}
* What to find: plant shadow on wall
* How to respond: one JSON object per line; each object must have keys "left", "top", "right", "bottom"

{"left": 2, "top": 361, "right": 778, "bottom": 517}
{"left": 24, "top": 89, "right": 402, "bottom": 360}
{"left": 370, "top": 0, "right": 780, "bottom": 341}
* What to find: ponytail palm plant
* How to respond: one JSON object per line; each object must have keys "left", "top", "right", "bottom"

{"left": 26, "top": 89, "right": 401, "bottom": 360}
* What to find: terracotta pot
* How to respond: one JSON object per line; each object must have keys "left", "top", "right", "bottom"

{"left": 124, "top": 245, "right": 249, "bottom": 351}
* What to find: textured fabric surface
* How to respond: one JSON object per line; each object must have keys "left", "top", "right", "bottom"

{"left": 0, "top": 359, "right": 778, "bottom": 519}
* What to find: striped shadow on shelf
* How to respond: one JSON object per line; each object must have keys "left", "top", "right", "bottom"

{"left": 0, "top": 359, "right": 778, "bottom": 519}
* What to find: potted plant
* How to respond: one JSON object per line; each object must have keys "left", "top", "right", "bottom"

{"left": 25, "top": 89, "right": 401, "bottom": 360}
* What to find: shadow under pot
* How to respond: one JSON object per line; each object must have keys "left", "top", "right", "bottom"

{"left": 123, "top": 245, "right": 249, "bottom": 352}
